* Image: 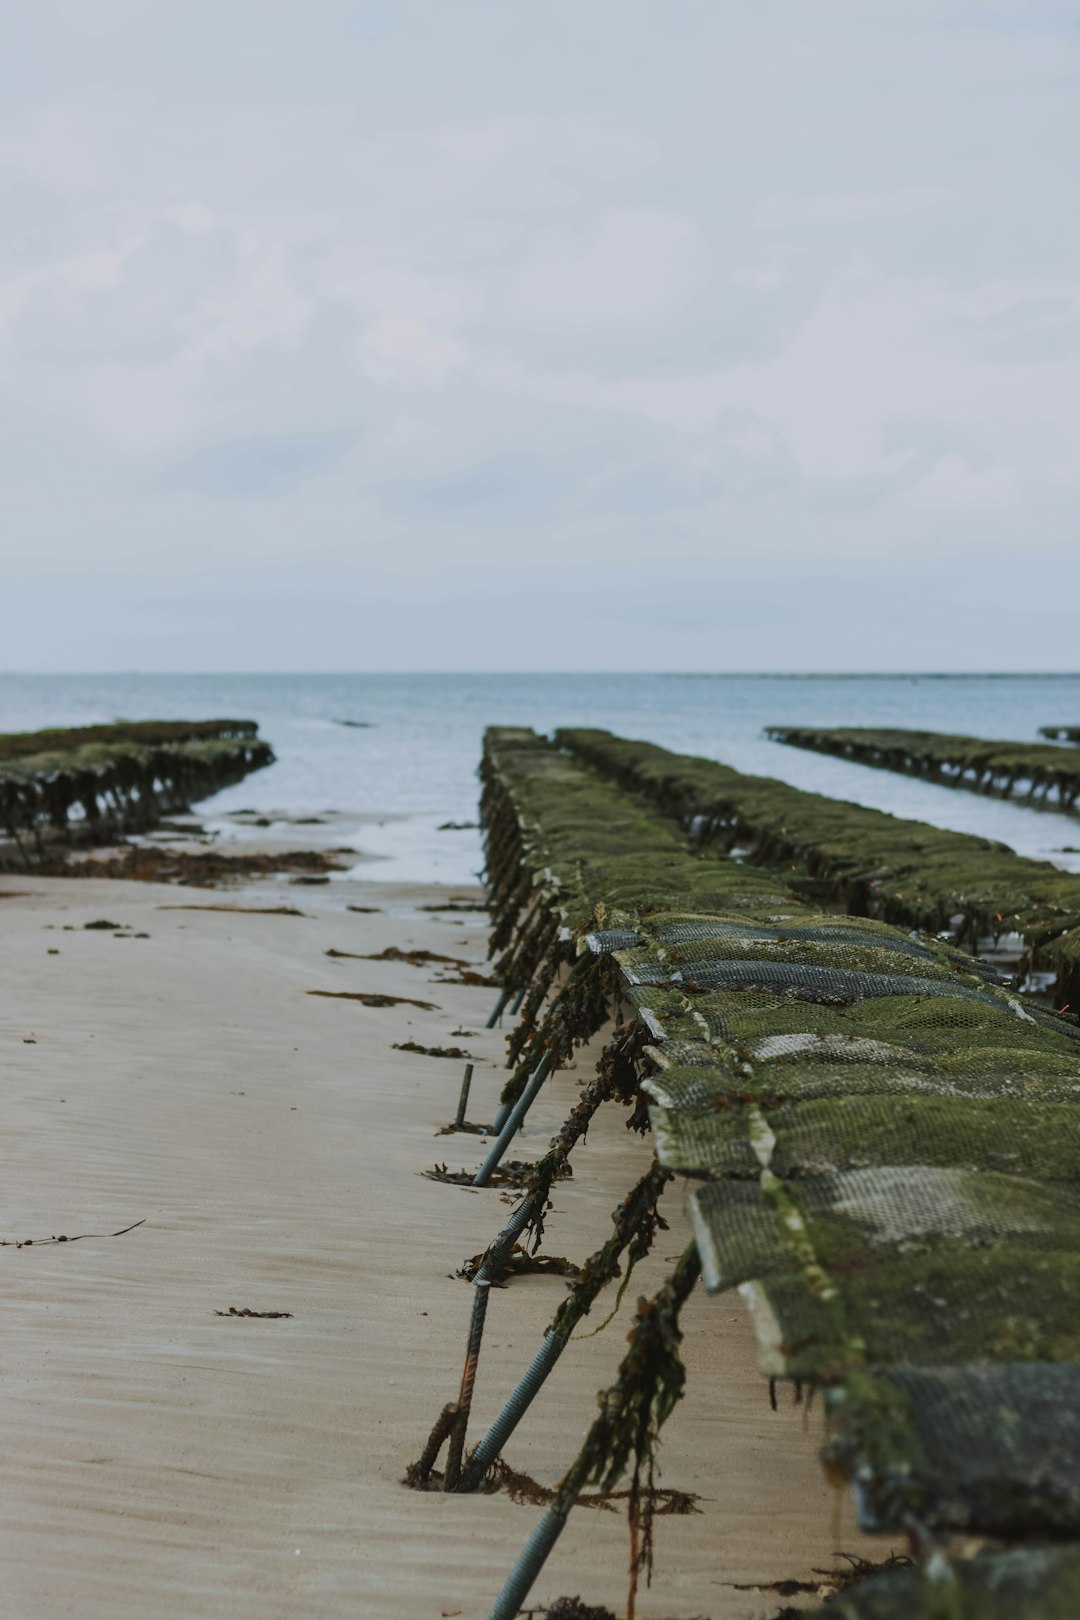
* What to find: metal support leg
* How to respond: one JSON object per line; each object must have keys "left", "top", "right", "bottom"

{"left": 404, "top": 1190, "right": 542, "bottom": 1486}
{"left": 485, "top": 987, "right": 512, "bottom": 1029}
{"left": 443, "top": 1281, "right": 490, "bottom": 1490}
{"left": 483, "top": 1447, "right": 593, "bottom": 1620}
{"left": 490, "top": 1095, "right": 514, "bottom": 1135}
{"left": 454, "top": 1063, "right": 475, "bottom": 1129}
{"left": 458, "top": 1329, "right": 564, "bottom": 1492}
{"left": 474, "top": 1193, "right": 538, "bottom": 1283}
{"left": 472, "top": 1056, "right": 552, "bottom": 1187}
{"left": 482, "top": 1243, "right": 701, "bottom": 1620}
{"left": 459, "top": 1162, "right": 673, "bottom": 1493}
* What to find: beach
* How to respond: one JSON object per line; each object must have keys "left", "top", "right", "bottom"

{"left": 0, "top": 864, "right": 891, "bottom": 1619}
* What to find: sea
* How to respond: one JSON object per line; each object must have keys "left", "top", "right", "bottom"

{"left": 2, "top": 672, "right": 1079, "bottom": 887}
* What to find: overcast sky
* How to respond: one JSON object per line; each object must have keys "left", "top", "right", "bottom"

{"left": 2, "top": 0, "right": 1078, "bottom": 671}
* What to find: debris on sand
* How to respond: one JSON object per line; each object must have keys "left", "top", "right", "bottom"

{"left": 325, "top": 944, "right": 471, "bottom": 968}
{"left": 418, "top": 900, "right": 488, "bottom": 913}
{"left": 307, "top": 990, "right": 440, "bottom": 1011}
{"left": 160, "top": 904, "right": 307, "bottom": 917}
{"left": 214, "top": 1307, "right": 293, "bottom": 1319}
{"left": 393, "top": 1041, "right": 471, "bottom": 1059}
{"left": 431, "top": 968, "right": 498, "bottom": 988}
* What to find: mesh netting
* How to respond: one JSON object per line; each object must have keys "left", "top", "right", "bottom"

{"left": 479, "top": 725, "right": 1080, "bottom": 1584}
{"left": 825, "top": 1364, "right": 1080, "bottom": 1536}
{"left": 625, "top": 980, "right": 1077, "bottom": 1054}
{"left": 556, "top": 725, "right": 1080, "bottom": 1006}
{"left": 733, "top": 1244, "right": 1080, "bottom": 1380}
{"left": 648, "top": 1086, "right": 1080, "bottom": 1181}
{"left": 620, "top": 955, "right": 1009, "bottom": 1006}
{"left": 811, "top": 1543, "right": 1080, "bottom": 1619}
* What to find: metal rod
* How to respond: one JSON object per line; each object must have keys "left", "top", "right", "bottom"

{"left": 443, "top": 1280, "right": 490, "bottom": 1490}
{"left": 483, "top": 1446, "right": 593, "bottom": 1620}
{"left": 509, "top": 986, "right": 527, "bottom": 1016}
{"left": 407, "top": 1401, "right": 458, "bottom": 1486}
{"left": 459, "top": 1163, "right": 673, "bottom": 1493}
{"left": 483, "top": 1243, "right": 702, "bottom": 1620}
{"left": 404, "top": 1192, "right": 541, "bottom": 1486}
{"left": 474, "top": 1193, "right": 538, "bottom": 1284}
{"left": 489, "top": 1096, "right": 513, "bottom": 1135}
{"left": 472, "top": 1055, "right": 552, "bottom": 1187}
{"left": 458, "top": 1329, "right": 563, "bottom": 1492}
{"left": 485, "top": 987, "right": 513, "bottom": 1029}
{"left": 454, "top": 1063, "right": 475, "bottom": 1129}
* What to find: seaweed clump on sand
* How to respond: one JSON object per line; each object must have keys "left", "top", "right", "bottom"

{"left": 44, "top": 845, "right": 348, "bottom": 886}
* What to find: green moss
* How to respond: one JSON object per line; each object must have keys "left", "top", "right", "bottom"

{"left": 557, "top": 727, "right": 1080, "bottom": 1004}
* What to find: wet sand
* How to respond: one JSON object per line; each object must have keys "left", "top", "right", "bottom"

{"left": 0, "top": 871, "right": 895, "bottom": 1618}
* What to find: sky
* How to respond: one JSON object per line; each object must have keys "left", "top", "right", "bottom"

{"left": 2, "top": 0, "right": 1079, "bottom": 672}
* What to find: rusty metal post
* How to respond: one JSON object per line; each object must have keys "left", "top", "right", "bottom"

{"left": 443, "top": 1279, "right": 491, "bottom": 1490}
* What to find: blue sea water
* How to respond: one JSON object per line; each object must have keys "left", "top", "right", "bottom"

{"left": 2, "top": 672, "right": 1079, "bottom": 886}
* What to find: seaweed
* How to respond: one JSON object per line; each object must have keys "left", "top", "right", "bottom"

{"left": 306, "top": 989, "right": 439, "bottom": 1010}
{"left": 54, "top": 846, "right": 342, "bottom": 885}
{"left": 393, "top": 1041, "right": 472, "bottom": 1058}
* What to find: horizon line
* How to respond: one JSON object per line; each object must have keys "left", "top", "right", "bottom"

{"left": 2, "top": 670, "right": 1080, "bottom": 681}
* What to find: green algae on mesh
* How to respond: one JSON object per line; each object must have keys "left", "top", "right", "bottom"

{"left": 755, "top": 1244, "right": 1080, "bottom": 1377}
{"left": 650, "top": 1091, "right": 1080, "bottom": 1183}
{"left": 645, "top": 1050, "right": 1080, "bottom": 1129}
{"left": 481, "top": 724, "right": 1080, "bottom": 1569}
{"left": 686, "top": 982, "right": 1079, "bottom": 1054}
{"left": 555, "top": 726, "right": 1080, "bottom": 1005}
{"left": 810, "top": 1543, "right": 1080, "bottom": 1620}
{"left": 766, "top": 1096, "right": 1080, "bottom": 1182}
{"left": 0, "top": 718, "right": 258, "bottom": 765}
{"left": 0, "top": 723, "right": 273, "bottom": 848}
{"left": 823, "top": 1368, "right": 927, "bottom": 1506}
{"left": 629, "top": 934, "right": 981, "bottom": 985}
{"left": 766, "top": 725, "right": 1080, "bottom": 814}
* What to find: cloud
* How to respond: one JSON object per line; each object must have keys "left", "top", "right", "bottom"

{"left": 508, "top": 209, "right": 707, "bottom": 327}
{"left": 0, "top": 0, "right": 1079, "bottom": 666}
{"left": 161, "top": 431, "right": 354, "bottom": 499}
{"left": 358, "top": 315, "right": 464, "bottom": 388}
{"left": 907, "top": 452, "right": 1016, "bottom": 508}
{"left": 378, "top": 454, "right": 579, "bottom": 524}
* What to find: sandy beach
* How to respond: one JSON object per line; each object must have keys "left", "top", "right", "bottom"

{"left": 1, "top": 867, "right": 893, "bottom": 1619}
